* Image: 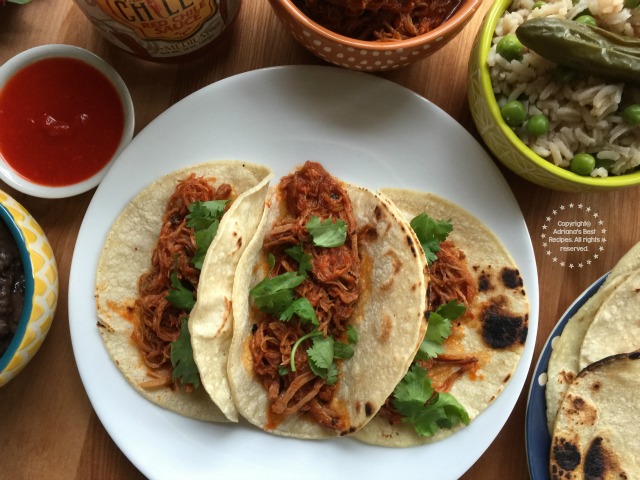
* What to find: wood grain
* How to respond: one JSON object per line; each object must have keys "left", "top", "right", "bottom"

{"left": 0, "top": 1, "right": 638, "bottom": 479}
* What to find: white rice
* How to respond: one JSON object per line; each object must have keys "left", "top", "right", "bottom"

{"left": 489, "top": 0, "right": 640, "bottom": 176}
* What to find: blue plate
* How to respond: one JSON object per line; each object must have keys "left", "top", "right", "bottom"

{"left": 525, "top": 273, "right": 609, "bottom": 480}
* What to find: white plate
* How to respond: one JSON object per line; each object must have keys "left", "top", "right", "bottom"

{"left": 69, "top": 65, "right": 539, "bottom": 480}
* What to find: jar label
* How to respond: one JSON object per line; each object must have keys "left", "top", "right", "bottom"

{"left": 95, "top": 0, "right": 217, "bottom": 41}
{"left": 74, "top": 0, "right": 239, "bottom": 59}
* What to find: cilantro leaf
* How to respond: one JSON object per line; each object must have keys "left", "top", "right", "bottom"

{"left": 192, "top": 221, "right": 219, "bottom": 269}
{"left": 436, "top": 300, "right": 467, "bottom": 321}
{"left": 285, "top": 243, "right": 313, "bottom": 275}
{"left": 392, "top": 364, "right": 469, "bottom": 437}
{"left": 278, "top": 365, "right": 290, "bottom": 376}
{"left": 308, "top": 335, "right": 334, "bottom": 370}
{"left": 170, "top": 317, "right": 200, "bottom": 388}
{"left": 250, "top": 271, "right": 306, "bottom": 316}
{"left": 165, "top": 270, "right": 195, "bottom": 311}
{"left": 306, "top": 216, "right": 347, "bottom": 248}
{"left": 346, "top": 325, "right": 358, "bottom": 344}
{"left": 333, "top": 341, "right": 354, "bottom": 360}
{"left": 324, "top": 362, "right": 339, "bottom": 386}
{"left": 186, "top": 200, "right": 227, "bottom": 230}
{"left": 416, "top": 313, "right": 450, "bottom": 359}
{"left": 290, "top": 330, "right": 322, "bottom": 372}
{"left": 308, "top": 336, "right": 340, "bottom": 385}
{"left": 279, "top": 297, "right": 319, "bottom": 326}
{"left": 410, "top": 213, "right": 453, "bottom": 265}
{"left": 186, "top": 200, "right": 228, "bottom": 269}
{"left": 415, "top": 300, "right": 465, "bottom": 361}
{"left": 393, "top": 364, "right": 433, "bottom": 420}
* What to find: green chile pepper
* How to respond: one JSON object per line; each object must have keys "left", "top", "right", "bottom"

{"left": 515, "top": 18, "right": 640, "bottom": 84}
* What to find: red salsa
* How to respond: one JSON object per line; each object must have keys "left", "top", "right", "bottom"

{"left": 0, "top": 57, "right": 125, "bottom": 187}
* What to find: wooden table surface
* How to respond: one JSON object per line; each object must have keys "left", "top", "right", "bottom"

{"left": 1, "top": 1, "right": 639, "bottom": 479}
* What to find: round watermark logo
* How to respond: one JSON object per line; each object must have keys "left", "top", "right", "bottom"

{"left": 540, "top": 203, "right": 607, "bottom": 269}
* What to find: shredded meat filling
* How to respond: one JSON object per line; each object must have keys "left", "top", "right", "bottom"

{"left": 380, "top": 240, "right": 478, "bottom": 424}
{"left": 250, "top": 161, "right": 360, "bottom": 431}
{"left": 294, "top": 0, "right": 463, "bottom": 41}
{"left": 429, "top": 240, "right": 477, "bottom": 310}
{"left": 132, "top": 174, "right": 232, "bottom": 390}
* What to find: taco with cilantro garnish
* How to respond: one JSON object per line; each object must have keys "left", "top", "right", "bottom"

{"left": 95, "top": 161, "right": 272, "bottom": 422}
{"left": 354, "top": 190, "right": 529, "bottom": 446}
{"left": 226, "top": 161, "right": 429, "bottom": 439}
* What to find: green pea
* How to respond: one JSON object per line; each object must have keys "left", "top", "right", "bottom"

{"left": 496, "top": 33, "right": 525, "bottom": 62}
{"left": 526, "top": 114, "right": 550, "bottom": 136}
{"left": 500, "top": 100, "right": 527, "bottom": 127}
{"left": 533, "top": 1, "right": 546, "bottom": 8}
{"left": 570, "top": 153, "right": 596, "bottom": 175}
{"left": 624, "top": 0, "right": 639, "bottom": 8}
{"left": 622, "top": 104, "right": 640, "bottom": 125}
{"left": 575, "top": 15, "right": 598, "bottom": 26}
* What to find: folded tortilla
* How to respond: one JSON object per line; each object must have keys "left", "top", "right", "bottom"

{"left": 95, "top": 161, "right": 272, "bottom": 421}
{"left": 354, "top": 189, "right": 530, "bottom": 447}
{"left": 227, "top": 171, "right": 429, "bottom": 439}
{"left": 545, "top": 241, "right": 640, "bottom": 433}
{"left": 550, "top": 352, "right": 640, "bottom": 479}
{"left": 579, "top": 270, "right": 640, "bottom": 370}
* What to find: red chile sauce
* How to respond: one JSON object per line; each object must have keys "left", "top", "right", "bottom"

{"left": 0, "top": 57, "right": 125, "bottom": 187}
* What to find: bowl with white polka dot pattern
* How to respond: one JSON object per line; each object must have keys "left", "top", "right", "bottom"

{"left": 268, "top": 0, "right": 482, "bottom": 72}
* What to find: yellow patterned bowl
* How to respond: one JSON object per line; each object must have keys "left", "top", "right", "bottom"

{"left": 467, "top": 0, "right": 640, "bottom": 192}
{"left": 0, "top": 191, "right": 58, "bottom": 386}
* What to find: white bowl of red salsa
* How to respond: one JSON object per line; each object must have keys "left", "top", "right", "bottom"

{"left": 0, "top": 44, "right": 134, "bottom": 198}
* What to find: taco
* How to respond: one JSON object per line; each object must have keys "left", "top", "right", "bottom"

{"left": 550, "top": 351, "right": 640, "bottom": 480}
{"left": 545, "top": 241, "right": 640, "bottom": 433}
{"left": 354, "top": 189, "right": 529, "bottom": 447}
{"left": 226, "top": 161, "right": 429, "bottom": 439}
{"left": 95, "top": 161, "right": 272, "bottom": 421}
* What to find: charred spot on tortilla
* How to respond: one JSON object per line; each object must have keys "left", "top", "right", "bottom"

{"left": 553, "top": 438, "right": 582, "bottom": 472}
{"left": 374, "top": 205, "right": 383, "bottom": 221}
{"left": 564, "top": 394, "right": 597, "bottom": 426}
{"left": 359, "top": 224, "right": 378, "bottom": 242}
{"left": 380, "top": 250, "right": 402, "bottom": 291}
{"left": 478, "top": 273, "right": 492, "bottom": 292}
{"left": 365, "top": 402, "right": 374, "bottom": 416}
{"left": 590, "top": 381, "right": 601, "bottom": 392}
{"left": 583, "top": 437, "right": 605, "bottom": 478}
{"left": 630, "top": 351, "right": 640, "bottom": 361}
{"left": 379, "top": 315, "right": 393, "bottom": 344}
{"left": 503, "top": 373, "right": 511, "bottom": 383}
{"left": 481, "top": 303, "right": 527, "bottom": 349}
{"left": 501, "top": 267, "right": 523, "bottom": 289}
{"left": 571, "top": 396, "right": 586, "bottom": 411}
{"left": 341, "top": 426, "right": 358, "bottom": 436}
{"left": 561, "top": 370, "right": 576, "bottom": 385}
{"left": 405, "top": 233, "right": 418, "bottom": 257}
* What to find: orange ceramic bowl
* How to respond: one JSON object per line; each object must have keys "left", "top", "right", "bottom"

{"left": 268, "top": 0, "right": 482, "bottom": 71}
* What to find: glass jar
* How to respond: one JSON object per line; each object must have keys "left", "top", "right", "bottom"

{"left": 74, "top": 0, "right": 241, "bottom": 62}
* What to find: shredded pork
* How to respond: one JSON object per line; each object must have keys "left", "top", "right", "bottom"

{"left": 295, "top": 0, "right": 464, "bottom": 40}
{"left": 132, "top": 174, "right": 231, "bottom": 390}
{"left": 250, "top": 161, "right": 360, "bottom": 431}
{"left": 379, "top": 240, "right": 478, "bottom": 424}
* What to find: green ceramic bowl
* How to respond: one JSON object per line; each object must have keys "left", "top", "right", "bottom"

{"left": 467, "top": 0, "right": 640, "bottom": 192}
